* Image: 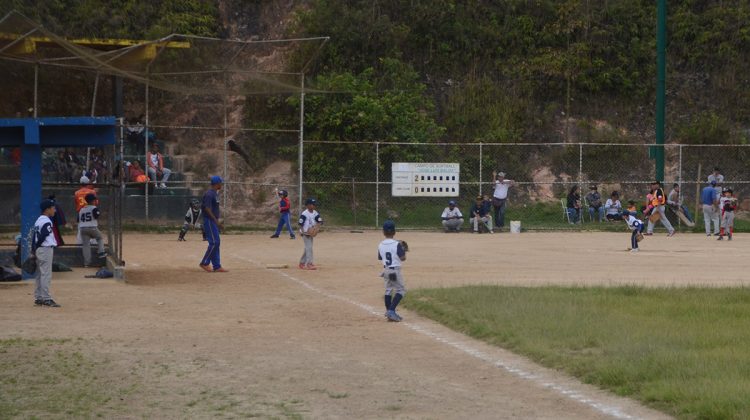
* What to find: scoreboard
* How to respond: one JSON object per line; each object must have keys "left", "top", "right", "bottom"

{"left": 391, "top": 162, "right": 460, "bottom": 197}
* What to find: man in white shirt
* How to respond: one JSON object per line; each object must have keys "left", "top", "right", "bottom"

{"left": 491, "top": 170, "right": 514, "bottom": 230}
{"left": 440, "top": 200, "right": 464, "bottom": 232}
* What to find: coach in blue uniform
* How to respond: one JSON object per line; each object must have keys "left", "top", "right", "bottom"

{"left": 199, "top": 176, "right": 228, "bottom": 272}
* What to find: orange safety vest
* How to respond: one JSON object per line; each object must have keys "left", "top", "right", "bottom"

{"left": 74, "top": 187, "right": 98, "bottom": 212}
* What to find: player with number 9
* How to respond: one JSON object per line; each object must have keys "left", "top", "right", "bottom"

{"left": 378, "top": 220, "right": 407, "bottom": 322}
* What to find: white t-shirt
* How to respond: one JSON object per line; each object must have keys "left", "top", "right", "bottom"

{"left": 34, "top": 215, "right": 57, "bottom": 248}
{"left": 493, "top": 180, "right": 512, "bottom": 199}
{"left": 604, "top": 199, "right": 622, "bottom": 215}
{"left": 149, "top": 153, "right": 159, "bottom": 168}
{"left": 299, "top": 209, "right": 322, "bottom": 234}
{"left": 441, "top": 207, "right": 463, "bottom": 219}
{"left": 378, "top": 238, "right": 405, "bottom": 268}
{"left": 78, "top": 205, "right": 100, "bottom": 228}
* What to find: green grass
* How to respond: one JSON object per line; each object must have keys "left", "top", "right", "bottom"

{"left": 404, "top": 286, "right": 750, "bottom": 419}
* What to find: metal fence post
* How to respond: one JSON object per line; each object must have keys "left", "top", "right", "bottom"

{"left": 375, "top": 141, "right": 380, "bottom": 227}
{"left": 479, "top": 142, "right": 483, "bottom": 195}
{"left": 144, "top": 80, "right": 149, "bottom": 225}
{"left": 298, "top": 73, "right": 305, "bottom": 210}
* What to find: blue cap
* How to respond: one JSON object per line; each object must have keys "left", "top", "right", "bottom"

{"left": 383, "top": 220, "right": 396, "bottom": 232}
{"left": 210, "top": 175, "right": 223, "bottom": 185}
{"left": 305, "top": 198, "right": 317, "bottom": 206}
{"left": 448, "top": 200, "right": 456, "bottom": 205}
{"left": 710, "top": 180, "right": 717, "bottom": 186}
{"left": 40, "top": 199, "right": 55, "bottom": 212}
{"left": 622, "top": 210, "right": 631, "bottom": 217}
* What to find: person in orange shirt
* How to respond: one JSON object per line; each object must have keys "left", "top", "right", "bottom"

{"left": 645, "top": 180, "right": 675, "bottom": 237}
{"left": 74, "top": 176, "right": 98, "bottom": 212}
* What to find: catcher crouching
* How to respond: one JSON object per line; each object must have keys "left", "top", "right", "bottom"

{"left": 178, "top": 198, "right": 206, "bottom": 241}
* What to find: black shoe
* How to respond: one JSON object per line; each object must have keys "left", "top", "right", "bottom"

{"left": 34, "top": 299, "right": 43, "bottom": 306}
{"left": 270, "top": 234, "right": 279, "bottom": 238}
{"left": 290, "top": 236, "right": 296, "bottom": 239}
{"left": 41, "top": 299, "right": 61, "bottom": 307}
{"left": 178, "top": 237, "right": 185, "bottom": 241}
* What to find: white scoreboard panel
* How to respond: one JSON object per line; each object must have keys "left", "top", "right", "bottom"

{"left": 392, "top": 162, "right": 460, "bottom": 197}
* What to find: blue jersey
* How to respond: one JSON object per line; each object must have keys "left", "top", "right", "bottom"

{"left": 701, "top": 186, "right": 717, "bottom": 205}
{"left": 202, "top": 189, "right": 220, "bottom": 220}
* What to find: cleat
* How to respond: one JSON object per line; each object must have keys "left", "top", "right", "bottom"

{"left": 199, "top": 264, "right": 212, "bottom": 272}
{"left": 270, "top": 234, "right": 279, "bottom": 238}
{"left": 213, "top": 267, "right": 228, "bottom": 273}
{"left": 717, "top": 236, "right": 723, "bottom": 241}
{"left": 630, "top": 248, "right": 640, "bottom": 253}
{"left": 707, "top": 233, "right": 712, "bottom": 237}
{"left": 41, "top": 299, "right": 61, "bottom": 307}
{"left": 306, "top": 264, "right": 317, "bottom": 270}
{"left": 178, "top": 237, "right": 185, "bottom": 241}
{"left": 34, "top": 299, "right": 43, "bottom": 306}
{"left": 290, "top": 236, "right": 296, "bottom": 239}
{"left": 298, "top": 263, "right": 306, "bottom": 270}
{"left": 386, "top": 310, "right": 401, "bottom": 322}
{"left": 667, "top": 231, "right": 675, "bottom": 237}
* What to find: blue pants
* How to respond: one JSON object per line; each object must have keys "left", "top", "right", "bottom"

{"left": 273, "top": 212, "right": 294, "bottom": 237}
{"left": 201, "top": 219, "right": 221, "bottom": 269}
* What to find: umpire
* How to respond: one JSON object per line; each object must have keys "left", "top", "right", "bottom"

{"left": 199, "top": 176, "right": 228, "bottom": 273}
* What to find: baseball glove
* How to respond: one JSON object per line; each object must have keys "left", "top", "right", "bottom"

{"left": 399, "top": 240, "right": 409, "bottom": 252}
{"left": 307, "top": 224, "right": 320, "bottom": 237}
{"left": 636, "top": 232, "right": 645, "bottom": 242}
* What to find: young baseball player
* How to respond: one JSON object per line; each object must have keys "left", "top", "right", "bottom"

{"left": 178, "top": 198, "right": 206, "bottom": 241}
{"left": 378, "top": 220, "right": 407, "bottom": 322}
{"left": 298, "top": 198, "right": 323, "bottom": 270}
{"left": 622, "top": 210, "right": 644, "bottom": 252}
{"left": 271, "top": 189, "right": 296, "bottom": 239}
{"left": 199, "top": 176, "right": 227, "bottom": 273}
{"left": 441, "top": 200, "right": 464, "bottom": 232}
{"left": 33, "top": 199, "right": 60, "bottom": 307}
{"left": 78, "top": 193, "right": 106, "bottom": 267}
{"left": 717, "top": 187, "right": 737, "bottom": 241}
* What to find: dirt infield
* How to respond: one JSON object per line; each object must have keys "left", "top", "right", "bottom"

{"left": 2, "top": 231, "right": 745, "bottom": 418}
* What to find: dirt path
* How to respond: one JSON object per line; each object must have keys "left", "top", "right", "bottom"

{"left": 5, "top": 231, "right": 741, "bottom": 418}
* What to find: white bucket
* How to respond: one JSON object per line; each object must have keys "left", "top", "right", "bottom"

{"left": 510, "top": 220, "right": 521, "bottom": 233}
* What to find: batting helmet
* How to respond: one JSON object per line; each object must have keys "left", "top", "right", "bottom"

{"left": 279, "top": 189, "right": 288, "bottom": 197}
{"left": 305, "top": 198, "right": 317, "bottom": 206}
{"left": 383, "top": 220, "right": 396, "bottom": 233}
{"left": 210, "top": 175, "right": 223, "bottom": 185}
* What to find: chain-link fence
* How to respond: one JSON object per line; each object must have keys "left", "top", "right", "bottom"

{"left": 300, "top": 141, "right": 750, "bottom": 231}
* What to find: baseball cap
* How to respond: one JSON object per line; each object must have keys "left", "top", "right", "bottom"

{"left": 80, "top": 176, "right": 90, "bottom": 184}
{"left": 710, "top": 180, "right": 717, "bottom": 186}
{"left": 40, "top": 199, "right": 55, "bottom": 212}
{"left": 590, "top": 184, "right": 597, "bottom": 190}
{"left": 448, "top": 200, "right": 456, "bottom": 205}
{"left": 497, "top": 171, "right": 506, "bottom": 177}
{"left": 85, "top": 193, "right": 97, "bottom": 203}
{"left": 622, "top": 210, "right": 631, "bottom": 217}
{"left": 305, "top": 198, "right": 317, "bottom": 205}
{"left": 476, "top": 195, "right": 483, "bottom": 200}
{"left": 210, "top": 175, "right": 223, "bottom": 185}
{"left": 383, "top": 220, "right": 396, "bottom": 232}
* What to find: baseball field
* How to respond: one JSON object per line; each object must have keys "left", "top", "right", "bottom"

{"left": 1, "top": 230, "right": 747, "bottom": 419}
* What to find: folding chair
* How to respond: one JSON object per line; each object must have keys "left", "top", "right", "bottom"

{"left": 561, "top": 198, "right": 572, "bottom": 223}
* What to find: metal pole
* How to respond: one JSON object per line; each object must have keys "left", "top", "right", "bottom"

{"left": 479, "top": 142, "right": 483, "bottom": 195}
{"left": 375, "top": 141, "right": 379, "bottom": 227}
{"left": 119, "top": 117, "right": 125, "bottom": 264}
{"left": 87, "top": 72, "right": 100, "bottom": 172}
{"left": 223, "top": 85, "right": 228, "bottom": 213}
{"left": 33, "top": 63, "right": 38, "bottom": 117}
{"left": 144, "top": 80, "right": 149, "bottom": 225}
{"left": 655, "top": 0, "right": 667, "bottom": 182}
{"left": 678, "top": 144, "right": 683, "bottom": 200}
{"left": 579, "top": 143, "right": 584, "bottom": 224}
{"left": 298, "top": 73, "right": 305, "bottom": 210}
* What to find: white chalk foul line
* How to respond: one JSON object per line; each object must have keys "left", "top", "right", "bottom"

{"left": 232, "top": 253, "right": 637, "bottom": 419}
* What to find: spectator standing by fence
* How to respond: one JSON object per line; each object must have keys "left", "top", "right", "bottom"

{"left": 701, "top": 180, "right": 720, "bottom": 236}
{"left": 491, "top": 171, "right": 514, "bottom": 230}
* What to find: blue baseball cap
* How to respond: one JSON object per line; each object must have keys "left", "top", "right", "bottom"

{"left": 383, "top": 220, "right": 396, "bottom": 232}
{"left": 40, "top": 199, "right": 55, "bottom": 212}
{"left": 448, "top": 200, "right": 456, "bottom": 205}
{"left": 622, "top": 210, "right": 631, "bottom": 217}
{"left": 210, "top": 175, "right": 223, "bottom": 185}
{"left": 305, "top": 198, "right": 317, "bottom": 205}
{"left": 710, "top": 180, "right": 717, "bottom": 186}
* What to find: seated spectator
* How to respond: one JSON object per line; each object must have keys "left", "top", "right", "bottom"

{"left": 566, "top": 185, "right": 581, "bottom": 224}
{"left": 53, "top": 150, "right": 74, "bottom": 183}
{"left": 147, "top": 144, "right": 172, "bottom": 188}
{"left": 667, "top": 183, "right": 694, "bottom": 223}
{"left": 90, "top": 148, "right": 108, "bottom": 183}
{"left": 585, "top": 184, "right": 604, "bottom": 222}
{"left": 604, "top": 191, "right": 623, "bottom": 221}
{"left": 441, "top": 200, "right": 464, "bottom": 232}
{"left": 626, "top": 200, "right": 637, "bottom": 214}
{"left": 470, "top": 195, "right": 493, "bottom": 233}
{"left": 127, "top": 161, "right": 148, "bottom": 183}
